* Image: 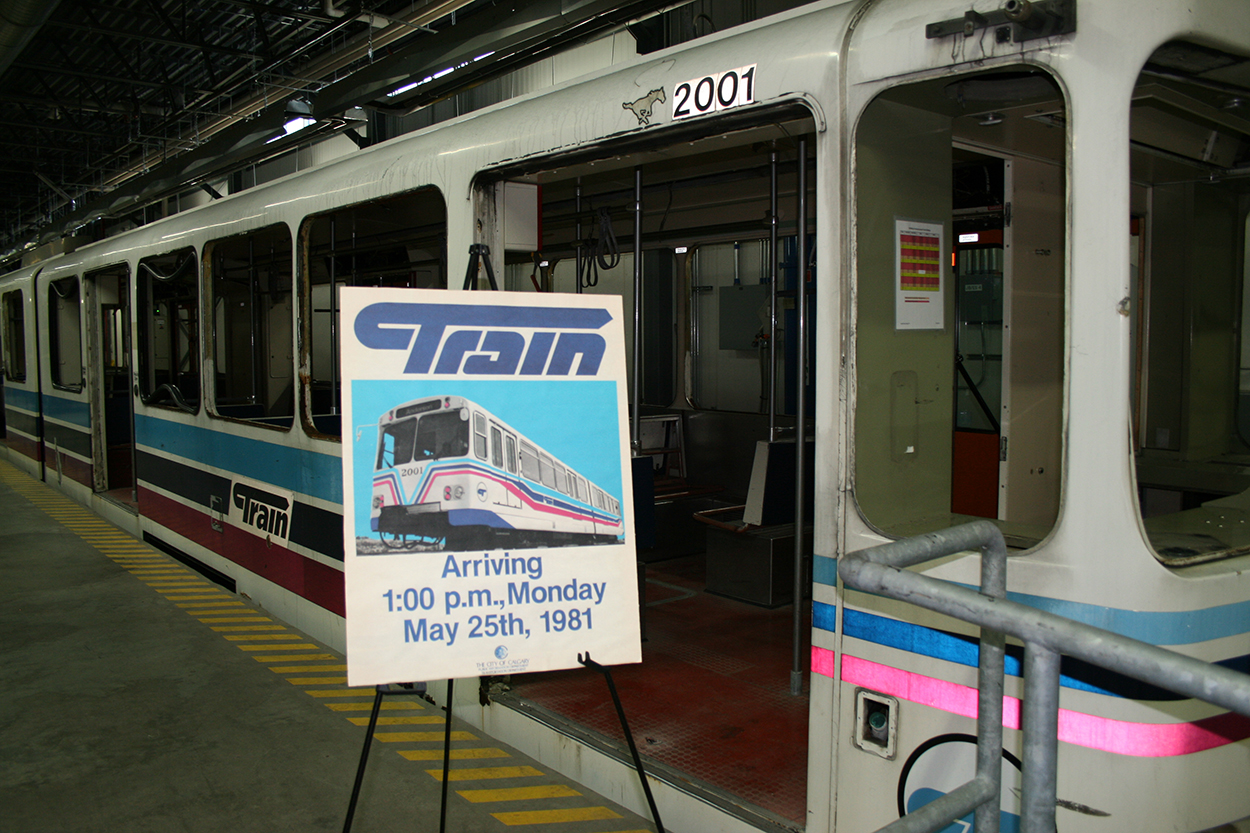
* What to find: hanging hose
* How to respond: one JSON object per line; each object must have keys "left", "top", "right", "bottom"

{"left": 580, "top": 206, "right": 620, "bottom": 289}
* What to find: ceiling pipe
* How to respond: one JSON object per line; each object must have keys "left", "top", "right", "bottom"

{"left": 0, "top": 0, "right": 62, "bottom": 78}
{"left": 323, "top": 0, "right": 389, "bottom": 28}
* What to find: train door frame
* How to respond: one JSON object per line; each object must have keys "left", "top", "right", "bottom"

{"left": 84, "top": 263, "right": 136, "bottom": 504}
{"left": 30, "top": 269, "right": 45, "bottom": 481}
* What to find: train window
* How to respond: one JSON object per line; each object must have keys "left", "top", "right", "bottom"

{"left": 853, "top": 67, "right": 1067, "bottom": 545}
{"left": 137, "top": 248, "right": 200, "bottom": 412}
{"left": 377, "top": 419, "right": 417, "bottom": 468}
{"left": 520, "top": 441, "right": 540, "bottom": 481}
{"left": 504, "top": 433, "right": 518, "bottom": 475}
{"left": 48, "top": 278, "right": 84, "bottom": 392}
{"left": 538, "top": 452, "right": 557, "bottom": 489}
{"left": 490, "top": 426, "right": 503, "bottom": 468}
{"left": 1130, "top": 41, "right": 1250, "bottom": 565}
{"left": 205, "top": 224, "right": 294, "bottom": 429}
{"left": 301, "top": 188, "right": 447, "bottom": 438}
{"left": 554, "top": 463, "right": 569, "bottom": 495}
{"left": 414, "top": 410, "right": 468, "bottom": 459}
{"left": 473, "top": 412, "right": 487, "bottom": 460}
{"left": 572, "top": 473, "right": 584, "bottom": 502}
{"left": 2, "top": 289, "right": 25, "bottom": 382}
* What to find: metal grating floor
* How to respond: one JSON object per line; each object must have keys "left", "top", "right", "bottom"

{"left": 508, "top": 554, "right": 811, "bottom": 826}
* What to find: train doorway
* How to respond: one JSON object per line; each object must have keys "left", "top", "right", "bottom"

{"left": 87, "top": 265, "right": 136, "bottom": 507}
{"left": 485, "top": 109, "right": 818, "bottom": 828}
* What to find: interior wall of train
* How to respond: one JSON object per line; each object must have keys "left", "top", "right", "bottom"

{"left": 853, "top": 68, "right": 1065, "bottom": 548}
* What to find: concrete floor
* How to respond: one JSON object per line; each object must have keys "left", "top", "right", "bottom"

{"left": 0, "top": 457, "right": 654, "bottom": 833}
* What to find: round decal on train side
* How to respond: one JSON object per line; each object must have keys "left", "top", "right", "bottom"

{"left": 897, "top": 734, "right": 1022, "bottom": 832}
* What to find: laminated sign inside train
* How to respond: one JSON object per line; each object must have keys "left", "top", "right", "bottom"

{"left": 339, "top": 287, "right": 640, "bottom": 685}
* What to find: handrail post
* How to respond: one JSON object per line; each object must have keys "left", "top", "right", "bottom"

{"left": 1021, "top": 644, "right": 1060, "bottom": 833}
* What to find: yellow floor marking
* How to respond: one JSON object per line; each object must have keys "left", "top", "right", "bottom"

{"left": 306, "top": 689, "right": 375, "bottom": 697}
{"left": 176, "top": 601, "right": 244, "bottom": 607}
{"left": 378, "top": 731, "right": 478, "bottom": 743}
{"left": 252, "top": 654, "right": 339, "bottom": 662}
{"left": 270, "top": 664, "right": 347, "bottom": 673}
{"left": 225, "top": 633, "right": 304, "bottom": 641}
{"left": 286, "top": 676, "right": 349, "bottom": 685}
{"left": 346, "top": 716, "right": 443, "bottom": 726}
{"left": 160, "top": 590, "right": 231, "bottom": 597}
{"left": 211, "top": 625, "right": 285, "bottom": 632}
{"left": 325, "top": 701, "right": 425, "bottom": 711}
{"left": 236, "top": 643, "right": 320, "bottom": 650}
{"left": 425, "top": 765, "right": 541, "bottom": 781}
{"left": 196, "top": 612, "right": 272, "bottom": 620}
{"left": 146, "top": 583, "right": 211, "bottom": 588}
{"left": 457, "top": 785, "right": 581, "bottom": 803}
{"left": 398, "top": 749, "right": 510, "bottom": 761}
{"left": 491, "top": 807, "right": 622, "bottom": 825}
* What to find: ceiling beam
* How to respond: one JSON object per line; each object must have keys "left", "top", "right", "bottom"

{"left": 46, "top": 21, "right": 259, "bottom": 59}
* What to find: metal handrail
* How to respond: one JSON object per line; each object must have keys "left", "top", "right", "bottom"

{"left": 839, "top": 520, "right": 1250, "bottom": 833}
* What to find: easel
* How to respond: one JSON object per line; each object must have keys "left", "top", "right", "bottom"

{"left": 578, "top": 652, "right": 665, "bottom": 833}
{"left": 341, "top": 680, "right": 456, "bottom": 833}
{"left": 344, "top": 245, "right": 663, "bottom": 832}
{"left": 461, "top": 243, "right": 499, "bottom": 291}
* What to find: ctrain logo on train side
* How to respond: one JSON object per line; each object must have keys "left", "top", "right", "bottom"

{"left": 229, "top": 480, "right": 296, "bottom": 545}
{"left": 354, "top": 301, "right": 613, "bottom": 377}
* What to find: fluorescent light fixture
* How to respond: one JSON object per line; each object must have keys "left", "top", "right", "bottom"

{"left": 386, "top": 51, "right": 498, "bottom": 98}
{"left": 266, "top": 116, "right": 316, "bottom": 144}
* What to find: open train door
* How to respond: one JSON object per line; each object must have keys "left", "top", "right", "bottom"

{"left": 85, "top": 264, "right": 136, "bottom": 504}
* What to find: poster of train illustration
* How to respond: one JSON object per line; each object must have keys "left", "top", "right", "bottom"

{"left": 339, "top": 287, "right": 641, "bottom": 685}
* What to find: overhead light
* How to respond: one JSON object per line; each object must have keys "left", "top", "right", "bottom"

{"left": 979, "top": 112, "right": 1004, "bottom": 126}
{"left": 268, "top": 97, "right": 317, "bottom": 143}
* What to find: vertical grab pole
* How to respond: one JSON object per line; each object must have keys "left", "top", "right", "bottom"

{"left": 329, "top": 215, "right": 339, "bottom": 415}
{"left": 631, "top": 167, "right": 643, "bottom": 453}
{"left": 791, "top": 139, "right": 808, "bottom": 697}
{"left": 768, "top": 147, "right": 779, "bottom": 441}
{"left": 575, "top": 178, "right": 584, "bottom": 293}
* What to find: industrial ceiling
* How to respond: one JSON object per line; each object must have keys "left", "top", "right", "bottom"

{"left": 0, "top": 0, "right": 754, "bottom": 263}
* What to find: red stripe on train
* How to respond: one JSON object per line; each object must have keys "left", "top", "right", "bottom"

{"left": 138, "top": 487, "right": 345, "bottom": 616}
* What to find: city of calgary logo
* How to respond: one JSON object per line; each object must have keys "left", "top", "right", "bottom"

{"left": 354, "top": 302, "right": 612, "bottom": 376}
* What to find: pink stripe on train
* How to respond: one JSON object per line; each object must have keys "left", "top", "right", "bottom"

{"left": 813, "top": 647, "right": 1250, "bottom": 757}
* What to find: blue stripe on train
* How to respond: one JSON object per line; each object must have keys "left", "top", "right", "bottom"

{"left": 3, "top": 385, "right": 39, "bottom": 412}
{"left": 135, "top": 414, "right": 341, "bottom": 503}
{"left": 41, "top": 393, "right": 91, "bottom": 427}
{"left": 814, "top": 555, "right": 1250, "bottom": 645}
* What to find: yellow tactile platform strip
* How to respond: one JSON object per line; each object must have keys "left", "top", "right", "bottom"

{"left": 0, "top": 457, "right": 655, "bottom": 833}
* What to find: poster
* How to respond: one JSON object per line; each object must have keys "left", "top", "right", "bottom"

{"left": 895, "top": 218, "right": 945, "bottom": 330}
{"left": 340, "top": 288, "right": 641, "bottom": 686}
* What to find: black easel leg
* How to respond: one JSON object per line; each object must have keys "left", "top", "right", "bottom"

{"left": 579, "top": 653, "right": 664, "bottom": 833}
{"left": 342, "top": 685, "right": 385, "bottom": 833}
{"left": 439, "top": 678, "right": 455, "bottom": 833}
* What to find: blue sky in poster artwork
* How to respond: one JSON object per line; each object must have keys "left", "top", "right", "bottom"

{"left": 350, "top": 379, "right": 623, "bottom": 533}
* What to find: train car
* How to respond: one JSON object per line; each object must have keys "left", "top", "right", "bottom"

{"left": 369, "top": 394, "right": 623, "bottom": 550}
{"left": 4, "top": 0, "right": 1250, "bottom": 830}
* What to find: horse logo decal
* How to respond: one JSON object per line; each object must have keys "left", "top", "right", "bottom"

{"left": 623, "top": 88, "right": 666, "bottom": 125}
